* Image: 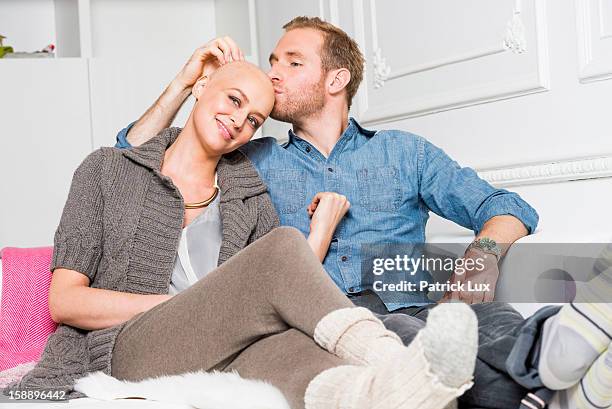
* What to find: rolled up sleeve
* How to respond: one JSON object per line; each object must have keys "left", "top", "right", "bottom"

{"left": 115, "top": 122, "right": 135, "bottom": 149}
{"left": 417, "top": 137, "right": 539, "bottom": 235}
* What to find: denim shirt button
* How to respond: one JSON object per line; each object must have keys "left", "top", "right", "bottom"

{"left": 305, "top": 146, "right": 311, "bottom": 153}
{"left": 327, "top": 167, "right": 334, "bottom": 172}
{"left": 348, "top": 287, "right": 355, "bottom": 292}
{"left": 341, "top": 256, "right": 348, "bottom": 262}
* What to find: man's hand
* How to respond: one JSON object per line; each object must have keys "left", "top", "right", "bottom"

{"left": 440, "top": 248, "right": 499, "bottom": 304}
{"left": 306, "top": 192, "right": 351, "bottom": 262}
{"left": 125, "top": 37, "right": 245, "bottom": 147}
{"left": 173, "top": 37, "right": 245, "bottom": 90}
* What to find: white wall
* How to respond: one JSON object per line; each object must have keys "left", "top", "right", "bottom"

{"left": 0, "top": 0, "right": 56, "bottom": 52}
{"left": 365, "top": 0, "right": 612, "bottom": 168}
{"left": 215, "top": 0, "right": 254, "bottom": 56}
{"left": 0, "top": 59, "right": 93, "bottom": 249}
{"left": 88, "top": 0, "right": 217, "bottom": 148}
{"left": 0, "top": 0, "right": 255, "bottom": 250}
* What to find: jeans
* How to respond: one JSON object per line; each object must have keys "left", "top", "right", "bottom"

{"left": 350, "top": 290, "right": 553, "bottom": 409}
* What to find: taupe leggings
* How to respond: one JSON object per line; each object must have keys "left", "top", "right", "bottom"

{"left": 111, "top": 227, "right": 354, "bottom": 409}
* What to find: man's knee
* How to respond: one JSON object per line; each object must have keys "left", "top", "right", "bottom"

{"left": 379, "top": 313, "right": 425, "bottom": 345}
{"left": 471, "top": 302, "right": 521, "bottom": 318}
{"left": 471, "top": 302, "right": 523, "bottom": 331}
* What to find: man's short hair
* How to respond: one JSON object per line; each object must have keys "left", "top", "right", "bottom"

{"left": 283, "top": 16, "right": 365, "bottom": 109}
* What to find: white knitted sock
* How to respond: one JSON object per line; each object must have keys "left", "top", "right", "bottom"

{"left": 443, "top": 399, "right": 459, "bottom": 409}
{"left": 420, "top": 303, "right": 479, "bottom": 388}
{"left": 314, "top": 306, "right": 402, "bottom": 366}
{"left": 305, "top": 336, "right": 473, "bottom": 409}
{"left": 304, "top": 365, "right": 374, "bottom": 409}
{"left": 314, "top": 303, "right": 478, "bottom": 392}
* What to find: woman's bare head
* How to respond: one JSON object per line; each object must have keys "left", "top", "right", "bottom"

{"left": 189, "top": 61, "right": 274, "bottom": 155}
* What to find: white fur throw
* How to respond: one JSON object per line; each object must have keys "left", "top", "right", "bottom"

{"left": 74, "top": 370, "right": 291, "bottom": 409}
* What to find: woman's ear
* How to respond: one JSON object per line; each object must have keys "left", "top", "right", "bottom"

{"left": 192, "top": 75, "right": 209, "bottom": 101}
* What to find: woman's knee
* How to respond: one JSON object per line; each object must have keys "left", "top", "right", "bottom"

{"left": 264, "top": 227, "right": 306, "bottom": 247}
{"left": 258, "top": 227, "right": 313, "bottom": 265}
{"left": 247, "top": 226, "right": 326, "bottom": 288}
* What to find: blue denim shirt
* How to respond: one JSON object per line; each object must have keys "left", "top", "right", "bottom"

{"left": 116, "top": 118, "right": 538, "bottom": 310}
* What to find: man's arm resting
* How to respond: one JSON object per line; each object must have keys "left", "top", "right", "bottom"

{"left": 120, "top": 37, "right": 245, "bottom": 147}
{"left": 417, "top": 136, "right": 539, "bottom": 236}
{"left": 441, "top": 215, "right": 529, "bottom": 303}
{"left": 124, "top": 80, "right": 191, "bottom": 147}
{"left": 416, "top": 137, "right": 539, "bottom": 302}
{"left": 476, "top": 214, "right": 529, "bottom": 256}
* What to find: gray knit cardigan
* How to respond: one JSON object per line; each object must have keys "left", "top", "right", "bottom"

{"left": 5, "top": 127, "right": 280, "bottom": 398}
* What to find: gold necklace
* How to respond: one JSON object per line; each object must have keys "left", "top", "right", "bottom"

{"left": 184, "top": 174, "right": 219, "bottom": 209}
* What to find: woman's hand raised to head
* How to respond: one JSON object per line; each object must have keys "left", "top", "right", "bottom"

{"left": 306, "top": 192, "right": 351, "bottom": 262}
{"left": 173, "top": 37, "right": 245, "bottom": 90}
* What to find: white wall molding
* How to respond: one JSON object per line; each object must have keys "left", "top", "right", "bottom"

{"left": 375, "top": 0, "right": 520, "bottom": 84}
{"left": 599, "top": 0, "right": 612, "bottom": 38}
{"left": 355, "top": 0, "right": 551, "bottom": 125}
{"left": 77, "top": 0, "right": 92, "bottom": 58}
{"left": 329, "top": 0, "right": 339, "bottom": 26}
{"left": 576, "top": 0, "right": 612, "bottom": 83}
{"left": 477, "top": 156, "right": 612, "bottom": 188}
{"left": 319, "top": 0, "right": 340, "bottom": 27}
{"left": 386, "top": 44, "right": 507, "bottom": 82}
{"left": 353, "top": 0, "right": 369, "bottom": 117}
{"left": 248, "top": 0, "right": 259, "bottom": 66}
{"left": 318, "top": 0, "right": 326, "bottom": 19}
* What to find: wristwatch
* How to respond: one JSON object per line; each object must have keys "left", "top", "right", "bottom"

{"left": 467, "top": 237, "right": 502, "bottom": 261}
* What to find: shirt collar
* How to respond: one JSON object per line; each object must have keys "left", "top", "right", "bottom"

{"left": 284, "top": 117, "right": 377, "bottom": 148}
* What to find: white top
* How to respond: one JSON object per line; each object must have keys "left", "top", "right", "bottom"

{"left": 169, "top": 193, "right": 222, "bottom": 295}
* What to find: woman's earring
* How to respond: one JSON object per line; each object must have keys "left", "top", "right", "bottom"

{"left": 195, "top": 76, "right": 208, "bottom": 101}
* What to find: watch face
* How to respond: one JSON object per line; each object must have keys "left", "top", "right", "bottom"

{"left": 472, "top": 238, "right": 502, "bottom": 258}
{"left": 478, "top": 238, "right": 497, "bottom": 249}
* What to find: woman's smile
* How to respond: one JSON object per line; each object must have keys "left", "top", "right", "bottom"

{"left": 216, "top": 119, "right": 233, "bottom": 141}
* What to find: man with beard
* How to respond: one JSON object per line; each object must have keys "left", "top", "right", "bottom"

{"left": 115, "top": 17, "right": 551, "bottom": 409}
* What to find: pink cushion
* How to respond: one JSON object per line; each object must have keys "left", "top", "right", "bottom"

{"left": 0, "top": 247, "right": 57, "bottom": 371}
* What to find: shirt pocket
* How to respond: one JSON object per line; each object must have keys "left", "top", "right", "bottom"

{"left": 265, "top": 169, "right": 307, "bottom": 214}
{"left": 357, "top": 166, "right": 402, "bottom": 212}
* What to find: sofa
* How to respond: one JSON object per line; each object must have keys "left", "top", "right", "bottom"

{"left": 0, "top": 243, "right": 568, "bottom": 409}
